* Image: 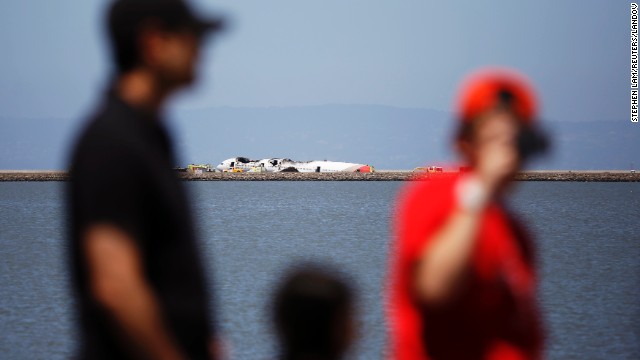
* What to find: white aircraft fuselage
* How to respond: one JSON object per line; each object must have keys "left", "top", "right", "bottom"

{"left": 216, "top": 157, "right": 372, "bottom": 173}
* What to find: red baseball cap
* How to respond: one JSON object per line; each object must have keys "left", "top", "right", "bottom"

{"left": 456, "top": 68, "right": 538, "bottom": 124}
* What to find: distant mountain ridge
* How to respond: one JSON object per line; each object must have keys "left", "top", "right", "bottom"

{"left": 0, "top": 104, "right": 638, "bottom": 170}
{"left": 174, "top": 105, "right": 639, "bottom": 171}
{"left": 171, "top": 104, "right": 453, "bottom": 170}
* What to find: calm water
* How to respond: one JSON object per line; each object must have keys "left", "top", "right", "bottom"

{"left": 0, "top": 181, "right": 638, "bottom": 359}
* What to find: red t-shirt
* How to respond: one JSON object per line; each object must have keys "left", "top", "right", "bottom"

{"left": 387, "top": 174, "right": 544, "bottom": 360}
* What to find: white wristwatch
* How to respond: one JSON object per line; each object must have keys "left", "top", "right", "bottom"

{"left": 455, "top": 175, "right": 490, "bottom": 213}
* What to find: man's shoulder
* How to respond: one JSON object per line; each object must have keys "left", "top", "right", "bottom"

{"left": 78, "top": 94, "right": 159, "bottom": 154}
{"left": 73, "top": 122, "right": 127, "bottom": 164}
{"left": 82, "top": 101, "right": 139, "bottom": 143}
{"left": 70, "top": 108, "right": 147, "bottom": 177}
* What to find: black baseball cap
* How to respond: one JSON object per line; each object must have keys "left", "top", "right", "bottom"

{"left": 109, "top": 0, "right": 225, "bottom": 37}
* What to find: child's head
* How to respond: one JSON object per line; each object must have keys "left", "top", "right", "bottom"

{"left": 273, "top": 265, "right": 354, "bottom": 360}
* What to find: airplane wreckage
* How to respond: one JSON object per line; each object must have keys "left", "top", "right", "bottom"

{"left": 216, "top": 157, "right": 375, "bottom": 173}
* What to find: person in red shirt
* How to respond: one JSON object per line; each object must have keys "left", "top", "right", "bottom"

{"left": 387, "top": 68, "right": 548, "bottom": 360}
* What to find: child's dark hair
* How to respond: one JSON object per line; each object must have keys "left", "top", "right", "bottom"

{"left": 273, "top": 264, "right": 353, "bottom": 360}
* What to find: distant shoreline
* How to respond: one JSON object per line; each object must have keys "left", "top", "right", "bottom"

{"left": 0, "top": 170, "right": 638, "bottom": 182}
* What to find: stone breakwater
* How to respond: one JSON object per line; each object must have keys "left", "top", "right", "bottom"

{"left": 515, "top": 172, "right": 640, "bottom": 182}
{"left": 0, "top": 171, "right": 68, "bottom": 182}
{"left": 1, "top": 171, "right": 639, "bottom": 182}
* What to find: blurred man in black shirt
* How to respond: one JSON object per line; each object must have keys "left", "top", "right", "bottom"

{"left": 68, "top": 1, "right": 224, "bottom": 359}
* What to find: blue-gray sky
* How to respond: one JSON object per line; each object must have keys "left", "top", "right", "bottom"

{"left": 0, "top": 1, "right": 636, "bottom": 169}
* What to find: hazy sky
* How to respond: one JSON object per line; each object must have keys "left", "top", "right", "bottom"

{"left": 0, "top": 1, "right": 628, "bottom": 121}
{"left": 0, "top": 1, "right": 636, "bottom": 170}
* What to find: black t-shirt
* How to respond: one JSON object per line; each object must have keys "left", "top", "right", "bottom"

{"left": 68, "top": 91, "right": 214, "bottom": 359}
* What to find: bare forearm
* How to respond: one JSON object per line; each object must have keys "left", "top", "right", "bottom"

{"left": 102, "top": 283, "right": 186, "bottom": 360}
{"left": 85, "top": 225, "right": 186, "bottom": 360}
{"left": 415, "top": 207, "right": 481, "bottom": 303}
{"left": 415, "top": 171, "right": 498, "bottom": 303}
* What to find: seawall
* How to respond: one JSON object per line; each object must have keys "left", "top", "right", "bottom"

{"left": 0, "top": 170, "right": 638, "bottom": 182}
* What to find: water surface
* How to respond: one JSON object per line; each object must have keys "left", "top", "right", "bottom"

{"left": 0, "top": 181, "right": 638, "bottom": 359}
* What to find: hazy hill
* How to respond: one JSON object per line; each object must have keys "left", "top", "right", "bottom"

{"left": 0, "top": 105, "right": 638, "bottom": 170}
{"left": 172, "top": 105, "right": 454, "bottom": 170}
{"left": 174, "top": 105, "right": 639, "bottom": 171}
